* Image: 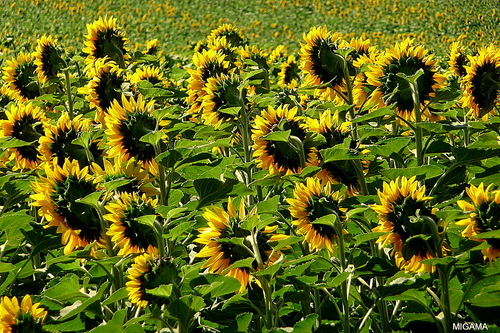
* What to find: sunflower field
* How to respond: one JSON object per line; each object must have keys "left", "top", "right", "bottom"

{"left": 1, "top": 1, "right": 500, "bottom": 333}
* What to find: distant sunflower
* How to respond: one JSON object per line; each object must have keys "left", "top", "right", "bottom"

{"left": 186, "top": 49, "right": 233, "bottom": 120}
{"left": 207, "top": 24, "right": 246, "bottom": 49}
{"left": 30, "top": 158, "right": 105, "bottom": 255}
{"left": 269, "top": 45, "right": 288, "bottom": 64}
{"left": 366, "top": 39, "right": 447, "bottom": 121}
{"left": 195, "top": 197, "right": 288, "bottom": 293}
{"left": 460, "top": 45, "right": 500, "bottom": 119}
{"left": 252, "top": 105, "right": 318, "bottom": 175}
{"left": 457, "top": 183, "right": 500, "bottom": 262}
{"left": 0, "top": 85, "right": 16, "bottom": 111}
{"left": 129, "top": 66, "right": 165, "bottom": 86}
{"left": 78, "top": 59, "right": 126, "bottom": 124}
{"left": 201, "top": 74, "right": 244, "bottom": 129}
{"left": 92, "top": 157, "right": 158, "bottom": 198}
{"left": 83, "top": 16, "right": 130, "bottom": 68}
{"left": 287, "top": 177, "right": 347, "bottom": 253}
{"left": 447, "top": 41, "right": 469, "bottom": 78}
{"left": 126, "top": 253, "right": 180, "bottom": 308}
{"left": 0, "top": 102, "right": 48, "bottom": 170}
{"left": 34, "top": 35, "right": 64, "bottom": 85}
{"left": 38, "top": 113, "right": 103, "bottom": 167}
{"left": 105, "top": 94, "right": 169, "bottom": 172}
{"left": 104, "top": 192, "right": 159, "bottom": 256}
{"left": 278, "top": 55, "right": 301, "bottom": 89}
{"left": 2, "top": 52, "right": 40, "bottom": 101}
{"left": 144, "top": 39, "right": 159, "bottom": 55}
{"left": 300, "top": 26, "right": 345, "bottom": 101}
{"left": 0, "top": 295, "right": 48, "bottom": 333}
{"left": 371, "top": 176, "right": 442, "bottom": 273}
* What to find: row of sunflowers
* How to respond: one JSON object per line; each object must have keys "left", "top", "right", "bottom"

{"left": 1, "top": 14, "right": 500, "bottom": 333}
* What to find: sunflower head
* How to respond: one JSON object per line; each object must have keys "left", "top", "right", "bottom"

{"left": 105, "top": 94, "right": 168, "bottom": 172}
{"left": 39, "top": 113, "right": 103, "bottom": 167}
{"left": 83, "top": 15, "right": 130, "bottom": 68}
{"left": 0, "top": 295, "right": 48, "bottom": 333}
{"left": 126, "top": 253, "right": 181, "bottom": 308}
{"left": 459, "top": 44, "right": 500, "bottom": 119}
{"left": 2, "top": 52, "right": 40, "bottom": 101}
{"left": 278, "top": 55, "right": 301, "bottom": 89}
{"left": 371, "top": 176, "right": 441, "bottom": 273}
{"left": 144, "top": 39, "right": 160, "bottom": 55}
{"left": 252, "top": 105, "right": 318, "bottom": 175}
{"left": 287, "top": 177, "right": 347, "bottom": 253}
{"left": 79, "top": 58, "right": 127, "bottom": 124}
{"left": 457, "top": 183, "right": 500, "bottom": 262}
{"left": 447, "top": 41, "right": 469, "bottom": 78}
{"left": 30, "top": 158, "right": 105, "bottom": 255}
{"left": 366, "top": 39, "right": 447, "bottom": 121}
{"left": 300, "top": 26, "right": 347, "bottom": 101}
{"left": 129, "top": 66, "right": 165, "bottom": 87}
{"left": 207, "top": 24, "right": 246, "bottom": 49}
{"left": 195, "top": 197, "right": 287, "bottom": 293}
{"left": 200, "top": 73, "right": 244, "bottom": 129}
{"left": 0, "top": 102, "right": 49, "bottom": 170}
{"left": 34, "top": 34, "right": 65, "bottom": 85}
{"left": 105, "top": 192, "right": 159, "bottom": 256}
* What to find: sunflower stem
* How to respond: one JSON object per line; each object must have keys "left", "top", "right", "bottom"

{"left": 64, "top": 68, "right": 74, "bottom": 120}
{"left": 289, "top": 135, "right": 307, "bottom": 169}
{"left": 406, "top": 72, "right": 424, "bottom": 166}
{"left": 334, "top": 213, "right": 351, "bottom": 333}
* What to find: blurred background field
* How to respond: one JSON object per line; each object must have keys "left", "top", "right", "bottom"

{"left": 0, "top": 0, "right": 498, "bottom": 59}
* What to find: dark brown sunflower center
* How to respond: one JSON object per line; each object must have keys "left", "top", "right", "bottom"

{"left": 282, "top": 61, "right": 300, "bottom": 86}
{"left": 50, "top": 128, "right": 103, "bottom": 167}
{"left": 95, "top": 71, "right": 124, "bottom": 111}
{"left": 265, "top": 119, "right": 308, "bottom": 173}
{"left": 310, "top": 39, "right": 344, "bottom": 87}
{"left": 14, "top": 62, "right": 40, "bottom": 100}
{"left": 53, "top": 176, "right": 101, "bottom": 243}
{"left": 470, "top": 61, "right": 500, "bottom": 112}
{"left": 207, "top": 78, "right": 242, "bottom": 122}
{"left": 306, "top": 195, "right": 342, "bottom": 237}
{"left": 117, "top": 112, "right": 157, "bottom": 162}
{"left": 123, "top": 202, "right": 158, "bottom": 249}
{"left": 11, "top": 115, "right": 43, "bottom": 163}
{"left": 380, "top": 56, "right": 436, "bottom": 111}
{"left": 321, "top": 161, "right": 358, "bottom": 191}
{"left": 39, "top": 44, "right": 64, "bottom": 80}
{"left": 453, "top": 53, "right": 468, "bottom": 77}
{"left": 94, "top": 29, "right": 127, "bottom": 61}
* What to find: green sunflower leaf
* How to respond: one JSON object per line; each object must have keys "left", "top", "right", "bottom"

{"left": 139, "top": 131, "right": 164, "bottom": 146}
{"left": 291, "top": 313, "right": 319, "bottom": 333}
{"left": 474, "top": 230, "right": 500, "bottom": 239}
{"left": 194, "top": 277, "right": 240, "bottom": 298}
{"left": 261, "top": 129, "right": 291, "bottom": 142}
{"left": 218, "top": 106, "right": 241, "bottom": 116}
{"left": 194, "top": 178, "right": 239, "bottom": 209}
{"left": 0, "top": 137, "right": 34, "bottom": 148}
{"left": 222, "top": 257, "right": 255, "bottom": 273}
{"left": 311, "top": 213, "right": 338, "bottom": 227}
{"left": 156, "top": 149, "right": 183, "bottom": 168}
{"left": 75, "top": 191, "right": 103, "bottom": 209}
{"left": 135, "top": 215, "right": 158, "bottom": 228}
{"left": 167, "top": 295, "right": 205, "bottom": 328}
{"left": 146, "top": 284, "right": 173, "bottom": 298}
{"left": 350, "top": 106, "right": 394, "bottom": 123}
{"left": 102, "top": 178, "right": 132, "bottom": 192}
{"left": 320, "top": 147, "right": 361, "bottom": 162}
{"left": 380, "top": 165, "right": 444, "bottom": 180}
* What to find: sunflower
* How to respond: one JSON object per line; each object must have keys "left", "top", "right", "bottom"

{"left": 2, "top": 52, "right": 40, "bottom": 101}
{"left": 0, "top": 295, "right": 48, "bottom": 333}
{"left": 144, "top": 39, "right": 159, "bottom": 55}
{"left": 78, "top": 58, "right": 127, "bottom": 124}
{"left": 306, "top": 110, "right": 363, "bottom": 194}
{"left": 38, "top": 112, "right": 103, "bottom": 167}
{"left": 287, "top": 177, "right": 347, "bottom": 253}
{"left": 457, "top": 183, "right": 500, "bottom": 262}
{"left": 34, "top": 35, "right": 64, "bottom": 85}
{"left": 30, "top": 158, "right": 105, "bottom": 255}
{"left": 447, "top": 41, "right": 469, "bottom": 78}
{"left": 129, "top": 66, "right": 166, "bottom": 87}
{"left": 269, "top": 45, "right": 288, "bottom": 64}
{"left": 278, "top": 55, "right": 301, "bottom": 89}
{"left": 0, "top": 85, "right": 16, "bottom": 111}
{"left": 366, "top": 39, "right": 447, "bottom": 121}
{"left": 104, "top": 192, "right": 159, "bottom": 256}
{"left": 460, "top": 45, "right": 500, "bottom": 119}
{"left": 252, "top": 105, "right": 318, "bottom": 175}
{"left": 92, "top": 157, "right": 158, "bottom": 198}
{"left": 371, "top": 176, "right": 441, "bottom": 273}
{"left": 200, "top": 73, "right": 244, "bottom": 129}
{"left": 207, "top": 24, "right": 246, "bottom": 49}
{"left": 126, "top": 253, "right": 180, "bottom": 308}
{"left": 0, "top": 102, "right": 49, "bottom": 170}
{"left": 186, "top": 49, "right": 233, "bottom": 120}
{"left": 82, "top": 16, "right": 130, "bottom": 68}
{"left": 195, "top": 197, "right": 288, "bottom": 293}
{"left": 300, "top": 26, "right": 346, "bottom": 101}
{"left": 104, "top": 94, "right": 169, "bottom": 172}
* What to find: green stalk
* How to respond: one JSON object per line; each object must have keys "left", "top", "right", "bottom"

{"left": 334, "top": 213, "right": 350, "bottom": 333}
{"left": 407, "top": 73, "right": 424, "bottom": 166}
{"left": 64, "top": 68, "right": 74, "bottom": 120}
